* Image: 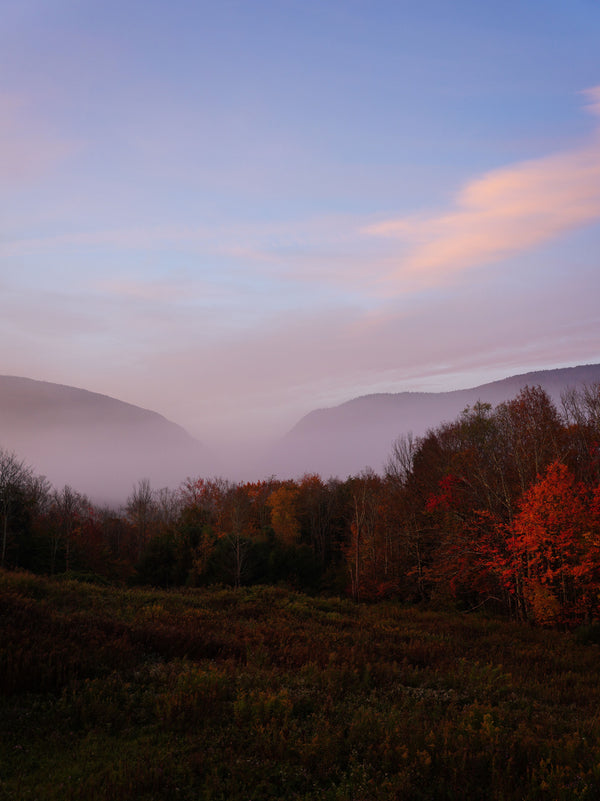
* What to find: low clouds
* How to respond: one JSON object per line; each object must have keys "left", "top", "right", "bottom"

{"left": 366, "top": 87, "right": 600, "bottom": 285}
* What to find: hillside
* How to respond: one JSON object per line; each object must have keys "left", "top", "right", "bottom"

{"left": 0, "top": 376, "right": 214, "bottom": 504}
{"left": 271, "top": 364, "right": 600, "bottom": 478}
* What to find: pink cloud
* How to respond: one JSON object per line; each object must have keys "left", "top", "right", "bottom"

{"left": 365, "top": 87, "right": 600, "bottom": 285}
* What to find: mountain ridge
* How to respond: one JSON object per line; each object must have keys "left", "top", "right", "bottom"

{"left": 292, "top": 364, "right": 600, "bottom": 428}
{"left": 275, "top": 363, "right": 600, "bottom": 479}
{"left": 0, "top": 375, "right": 214, "bottom": 504}
{"left": 3, "top": 365, "right": 600, "bottom": 497}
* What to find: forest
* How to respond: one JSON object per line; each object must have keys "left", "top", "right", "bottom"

{"left": 4, "top": 384, "right": 600, "bottom": 799}
{"left": 2, "top": 383, "right": 600, "bottom": 628}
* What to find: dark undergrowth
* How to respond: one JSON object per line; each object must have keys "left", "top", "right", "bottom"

{"left": 2, "top": 568, "right": 600, "bottom": 800}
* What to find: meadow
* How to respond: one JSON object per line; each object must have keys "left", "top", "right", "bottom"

{"left": 2, "top": 569, "right": 600, "bottom": 800}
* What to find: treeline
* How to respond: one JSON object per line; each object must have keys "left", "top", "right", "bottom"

{"left": 2, "top": 384, "right": 600, "bottom": 626}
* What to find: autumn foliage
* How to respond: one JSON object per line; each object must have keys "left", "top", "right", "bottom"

{"left": 503, "top": 462, "right": 600, "bottom": 625}
{"left": 2, "top": 384, "right": 600, "bottom": 627}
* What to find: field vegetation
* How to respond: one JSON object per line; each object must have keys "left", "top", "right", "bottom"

{"left": 2, "top": 569, "right": 600, "bottom": 800}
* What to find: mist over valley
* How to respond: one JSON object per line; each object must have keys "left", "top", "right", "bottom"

{"left": 2, "top": 364, "right": 600, "bottom": 504}
{"left": 0, "top": 376, "right": 216, "bottom": 505}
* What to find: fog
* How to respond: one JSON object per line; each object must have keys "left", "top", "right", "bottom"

{"left": 0, "top": 422, "right": 213, "bottom": 508}
{"left": 0, "top": 377, "right": 216, "bottom": 507}
{"left": 3, "top": 366, "right": 599, "bottom": 506}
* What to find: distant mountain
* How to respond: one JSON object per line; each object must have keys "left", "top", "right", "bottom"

{"left": 271, "top": 364, "right": 600, "bottom": 480}
{"left": 0, "top": 376, "right": 215, "bottom": 505}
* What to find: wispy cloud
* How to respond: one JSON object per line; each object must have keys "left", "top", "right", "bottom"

{"left": 3, "top": 214, "right": 383, "bottom": 296}
{"left": 365, "top": 87, "right": 600, "bottom": 285}
{"left": 96, "top": 278, "right": 188, "bottom": 303}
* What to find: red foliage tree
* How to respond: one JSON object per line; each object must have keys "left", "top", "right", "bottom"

{"left": 504, "top": 462, "right": 600, "bottom": 625}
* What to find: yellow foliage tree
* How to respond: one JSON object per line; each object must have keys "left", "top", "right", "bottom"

{"left": 267, "top": 485, "right": 300, "bottom": 546}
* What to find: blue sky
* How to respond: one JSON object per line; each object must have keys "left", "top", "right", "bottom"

{"left": 2, "top": 0, "right": 600, "bottom": 447}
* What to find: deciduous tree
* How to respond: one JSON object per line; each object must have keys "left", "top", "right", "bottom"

{"left": 505, "top": 462, "right": 600, "bottom": 625}
{"left": 0, "top": 449, "right": 33, "bottom": 568}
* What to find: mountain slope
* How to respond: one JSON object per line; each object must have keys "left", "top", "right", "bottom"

{"left": 272, "top": 364, "right": 600, "bottom": 479}
{"left": 0, "top": 376, "right": 214, "bottom": 504}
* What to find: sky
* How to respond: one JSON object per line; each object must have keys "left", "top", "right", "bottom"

{"left": 2, "top": 0, "right": 600, "bottom": 451}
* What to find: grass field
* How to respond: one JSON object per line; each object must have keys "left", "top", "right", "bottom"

{"left": 2, "top": 569, "right": 600, "bottom": 800}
